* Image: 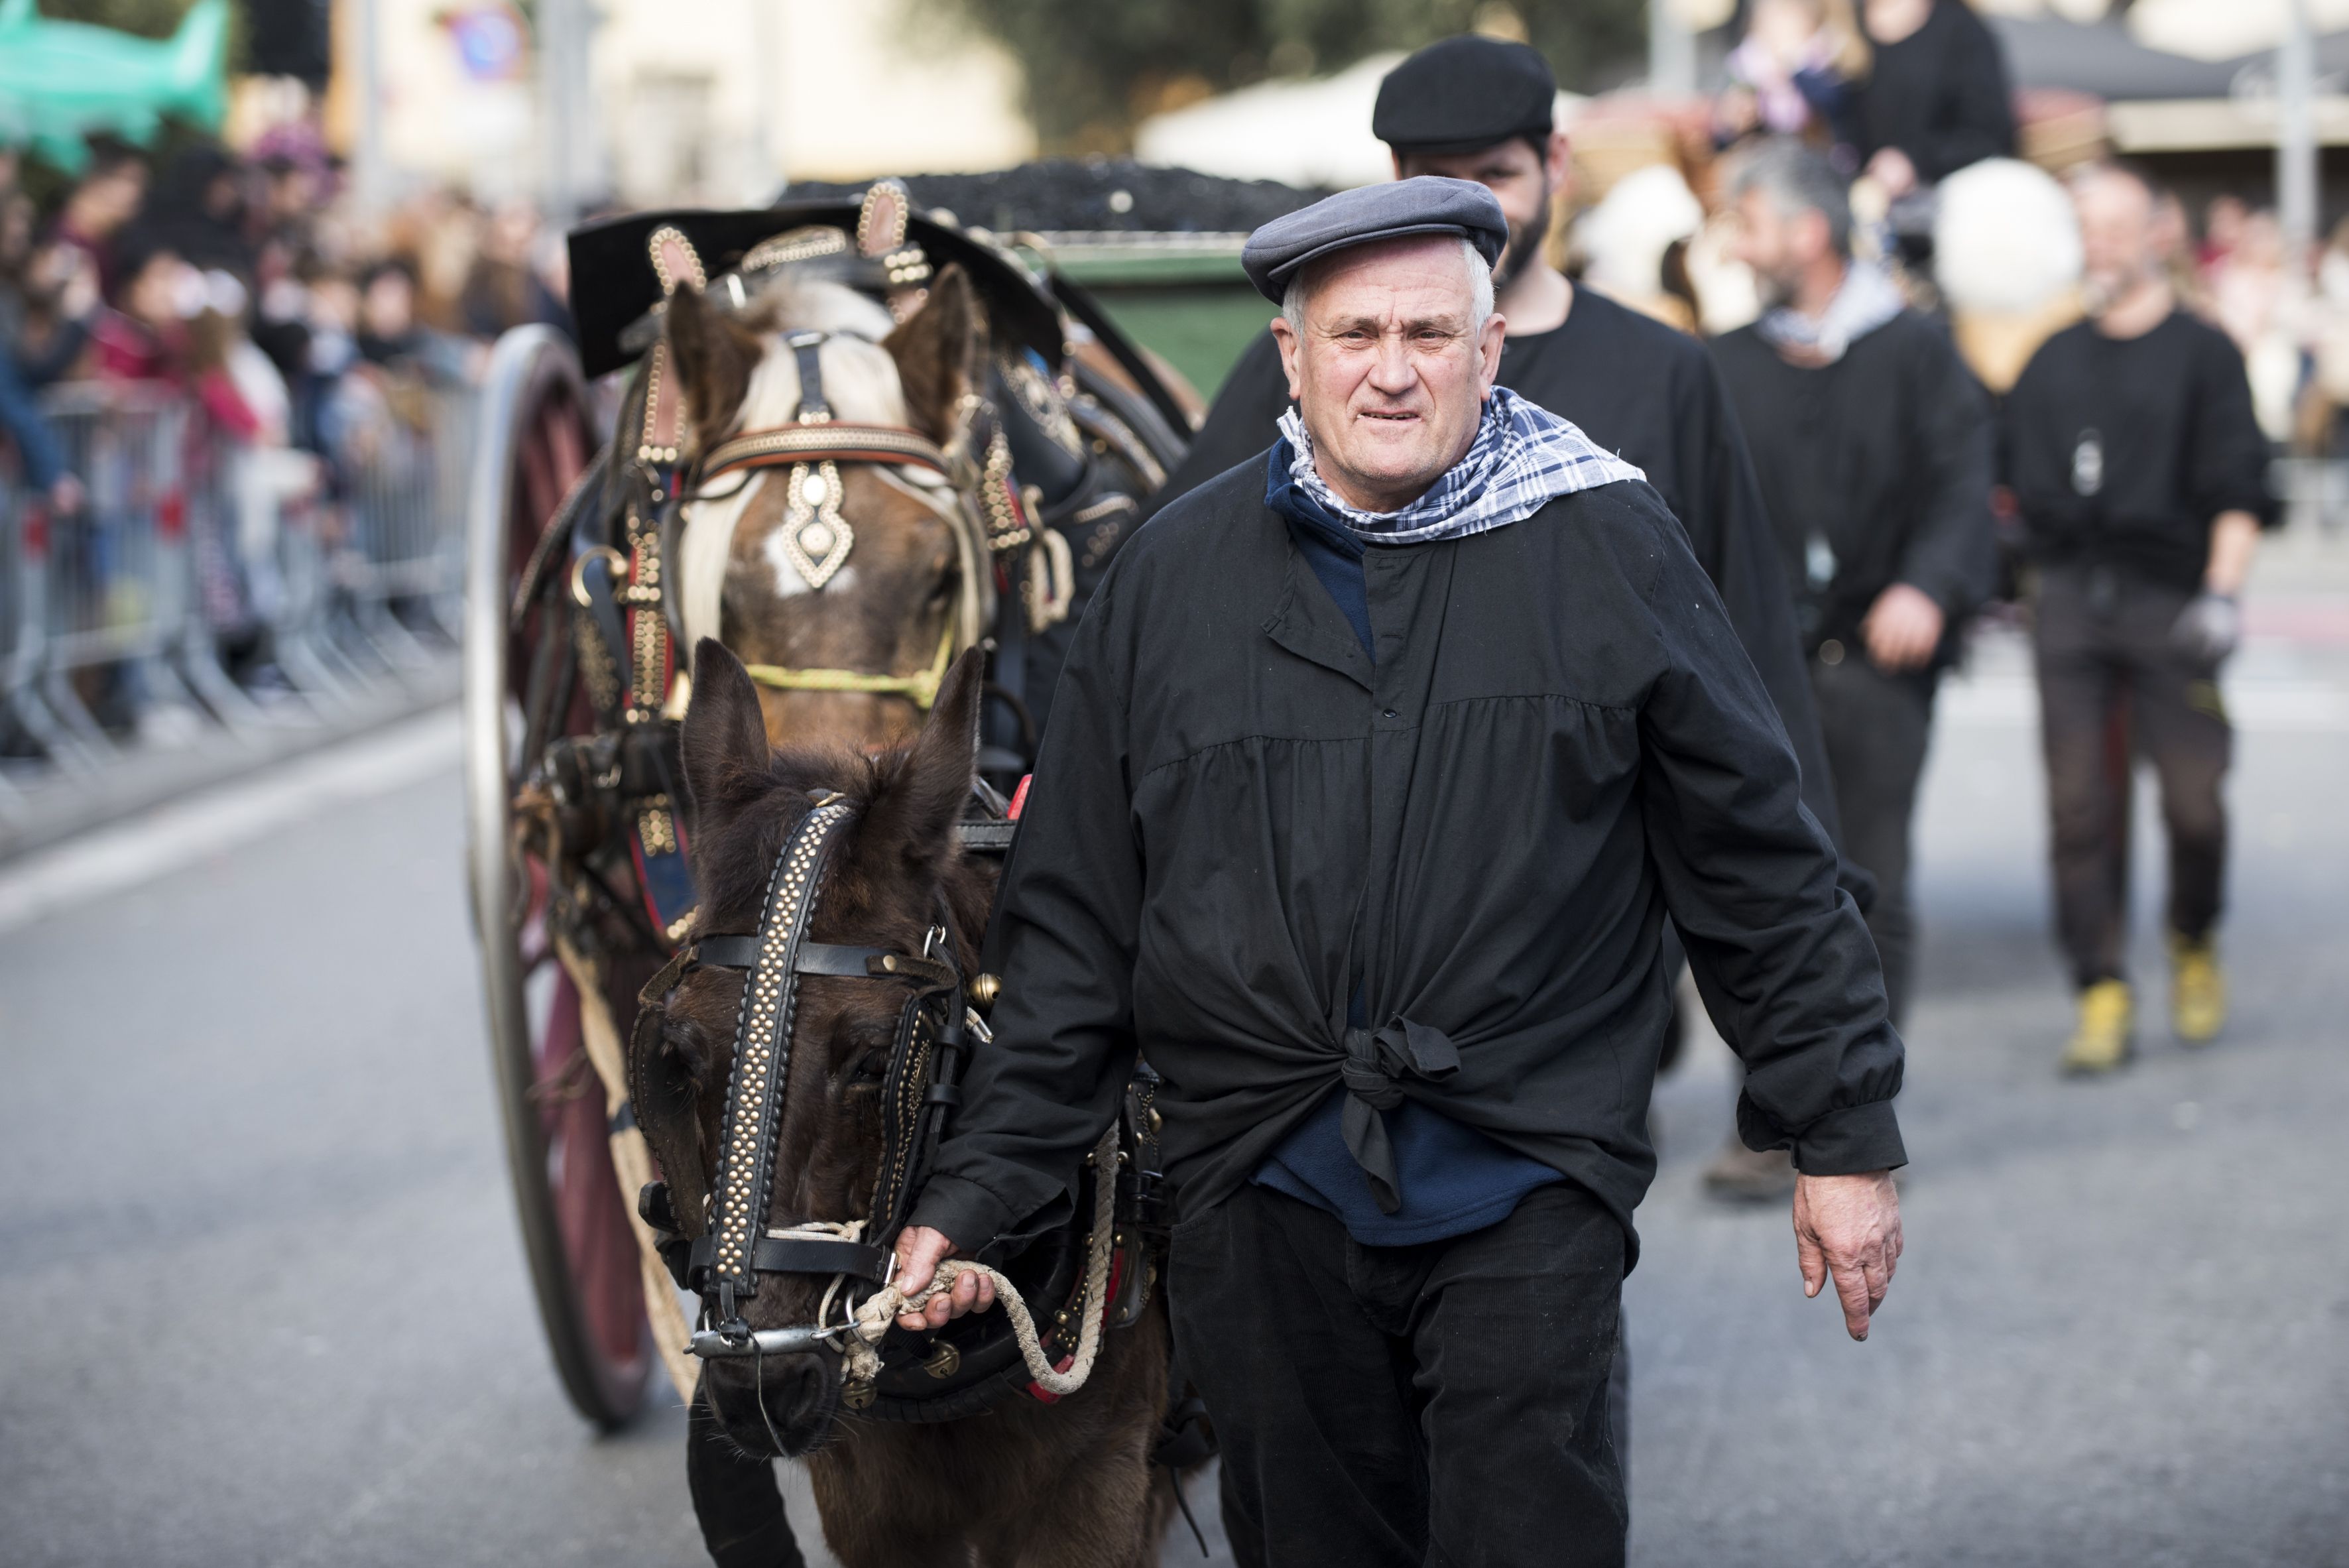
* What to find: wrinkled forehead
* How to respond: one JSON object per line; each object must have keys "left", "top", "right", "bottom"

{"left": 1299, "top": 233, "right": 1478, "bottom": 326}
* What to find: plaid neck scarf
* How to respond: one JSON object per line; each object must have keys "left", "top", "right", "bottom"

{"left": 1276, "top": 386, "right": 1643, "bottom": 546}
{"left": 1757, "top": 260, "right": 1905, "bottom": 365}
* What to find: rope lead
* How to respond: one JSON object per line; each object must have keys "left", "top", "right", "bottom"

{"left": 844, "top": 1126, "right": 1120, "bottom": 1398}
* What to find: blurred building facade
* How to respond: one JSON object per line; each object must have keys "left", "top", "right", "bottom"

{"left": 341, "top": 0, "right": 1036, "bottom": 208}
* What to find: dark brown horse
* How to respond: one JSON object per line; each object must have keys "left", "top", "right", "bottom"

{"left": 638, "top": 640, "right": 1173, "bottom": 1567}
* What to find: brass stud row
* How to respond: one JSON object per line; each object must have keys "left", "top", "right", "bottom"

{"left": 705, "top": 802, "right": 849, "bottom": 1285}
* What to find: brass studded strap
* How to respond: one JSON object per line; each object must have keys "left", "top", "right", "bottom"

{"left": 703, "top": 796, "right": 858, "bottom": 1316}
{"left": 695, "top": 422, "right": 956, "bottom": 487}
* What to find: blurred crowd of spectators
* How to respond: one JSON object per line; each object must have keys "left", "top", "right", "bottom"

{"left": 0, "top": 130, "right": 571, "bottom": 525}
{"left": 1700, "top": 0, "right": 2349, "bottom": 465}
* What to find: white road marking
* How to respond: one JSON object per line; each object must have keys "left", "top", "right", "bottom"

{"left": 0, "top": 707, "right": 460, "bottom": 935}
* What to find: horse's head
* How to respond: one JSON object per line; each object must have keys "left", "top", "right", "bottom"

{"left": 665, "top": 265, "right": 984, "bottom": 753}
{"left": 634, "top": 636, "right": 991, "bottom": 1455}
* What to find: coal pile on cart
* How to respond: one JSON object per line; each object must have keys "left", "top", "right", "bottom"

{"left": 783, "top": 158, "right": 1323, "bottom": 237}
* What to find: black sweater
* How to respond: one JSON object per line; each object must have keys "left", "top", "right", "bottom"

{"left": 1857, "top": 0, "right": 2015, "bottom": 184}
{"left": 1150, "top": 287, "right": 1843, "bottom": 843}
{"left": 2001, "top": 312, "right": 2279, "bottom": 591}
{"left": 1711, "top": 310, "right": 1997, "bottom": 663}
{"left": 910, "top": 460, "right": 1907, "bottom": 1262}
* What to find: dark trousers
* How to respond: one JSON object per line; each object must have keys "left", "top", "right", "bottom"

{"left": 1175, "top": 1183, "right": 1626, "bottom": 1568}
{"left": 1811, "top": 652, "right": 1937, "bottom": 1026}
{"left": 2033, "top": 566, "right": 2231, "bottom": 988}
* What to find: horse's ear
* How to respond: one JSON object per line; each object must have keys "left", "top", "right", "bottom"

{"left": 882, "top": 264, "right": 979, "bottom": 448}
{"left": 862, "top": 648, "right": 985, "bottom": 871}
{"left": 664, "top": 284, "right": 762, "bottom": 450}
{"left": 680, "top": 638, "right": 772, "bottom": 836}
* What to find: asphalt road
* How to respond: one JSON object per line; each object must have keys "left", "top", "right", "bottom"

{"left": 2, "top": 625, "right": 2345, "bottom": 1568}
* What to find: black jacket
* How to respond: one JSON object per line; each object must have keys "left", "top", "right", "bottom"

{"left": 912, "top": 461, "right": 1907, "bottom": 1262}
{"left": 2002, "top": 311, "right": 2279, "bottom": 593}
{"left": 1152, "top": 288, "right": 1843, "bottom": 844}
{"left": 1711, "top": 310, "right": 1997, "bottom": 664}
{"left": 1858, "top": 0, "right": 2015, "bottom": 184}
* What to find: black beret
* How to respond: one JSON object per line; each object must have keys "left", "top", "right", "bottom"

{"left": 1240, "top": 176, "right": 1508, "bottom": 304}
{"left": 1372, "top": 35, "right": 1557, "bottom": 157}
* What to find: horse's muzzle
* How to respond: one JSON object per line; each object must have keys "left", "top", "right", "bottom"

{"left": 700, "top": 1348, "right": 842, "bottom": 1458}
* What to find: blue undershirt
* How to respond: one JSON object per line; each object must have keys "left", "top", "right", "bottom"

{"left": 1252, "top": 442, "right": 1563, "bottom": 1246}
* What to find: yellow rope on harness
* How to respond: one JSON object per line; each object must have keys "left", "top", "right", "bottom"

{"left": 739, "top": 621, "right": 956, "bottom": 710}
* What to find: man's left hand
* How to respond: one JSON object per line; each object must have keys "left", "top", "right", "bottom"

{"left": 1793, "top": 1170, "right": 1903, "bottom": 1341}
{"left": 1862, "top": 583, "right": 1945, "bottom": 673}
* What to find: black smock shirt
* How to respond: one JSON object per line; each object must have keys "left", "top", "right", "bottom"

{"left": 910, "top": 461, "right": 1908, "bottom": 1264}
{"left": 1857, "top": 0, "right": 2015, "bottom": 184}
{"left": 1711, "top": 310, "right": 1997, "bottom": 662}
{"left": 1149, "top": 286, "right": 1844, "bottom": 842}
{"left": 2002, "top": 312, "right": 2279, "bottom": 592}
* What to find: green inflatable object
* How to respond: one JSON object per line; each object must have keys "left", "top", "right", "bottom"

{"left": 0, "top": 0, "right": 229, "bottom": 172}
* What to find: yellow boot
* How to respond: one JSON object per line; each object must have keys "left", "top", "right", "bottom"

{"left": 2061, "top": 979, "right": 2134, "bottom": 1075}
{"left": 2171, "top": 932, "right": 2226, "bottom": 1045}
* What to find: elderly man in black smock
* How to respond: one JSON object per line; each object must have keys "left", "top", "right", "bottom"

{"left": 1712, "top": 141, "right": 1996, "bottom": 1030}
{"left": 1158, "top": 35, "right": 1853, "bottom": 1203}
{"left": 2002, "top": 162, "right": 2277, "bottom": 1073}
{"left": 888, "top": 178, "right": 1907, "bottom": 1566}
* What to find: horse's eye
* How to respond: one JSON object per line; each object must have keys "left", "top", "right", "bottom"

{"left": 664, "top": 1018, "right": 716, "bottom": 1086}
{"left": 846, "top": 1046, "right": 890, "bottom": 1085}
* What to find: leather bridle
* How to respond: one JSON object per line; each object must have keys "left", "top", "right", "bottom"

{"left": 676, "top": 325, "right": 989, "bottom": 715}
{"left": 632, "top": 789, "right": 977, "bottom": 1362}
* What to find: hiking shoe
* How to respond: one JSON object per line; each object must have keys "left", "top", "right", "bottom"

{"left": 2060, "top": 979, "right": 2134, "bottom": 1075}
{"left": 2170, "top": 932, "right": 2226, "bottom": 1045}
{"left": 1701, "top": 1140, "right": 1797, "bottom": 1203}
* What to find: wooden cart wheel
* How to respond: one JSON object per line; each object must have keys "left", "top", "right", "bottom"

{"left": 461, "top": 326, "right": 654, "bottom": 1429}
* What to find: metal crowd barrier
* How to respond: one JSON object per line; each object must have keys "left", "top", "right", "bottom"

{"left": 0, "top": 375, "right": 478, "bottom": 778}
{"left": 339, "top": 377, "right": 476, "bottom": 660}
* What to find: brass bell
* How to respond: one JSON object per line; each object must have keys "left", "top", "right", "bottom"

{"left": 842, "top": 1378, "right": 877, "bottom": 1410}
{"left": 922, "top": 1341, "right": 962, "bottom": 1380}
{"left": 969, "top": 972, "right": 1001, "bottom": 1009}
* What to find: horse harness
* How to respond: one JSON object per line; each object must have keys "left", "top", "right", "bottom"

{"left": 518, "top": 189, "right": 1171, "bottom": 1412}
{"left": 629, "top": 790, "right": 1168, "bottom": 1420}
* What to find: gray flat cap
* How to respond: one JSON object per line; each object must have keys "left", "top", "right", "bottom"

{"left": 1241, "top": 177, "right": 1508, "bottom": 304}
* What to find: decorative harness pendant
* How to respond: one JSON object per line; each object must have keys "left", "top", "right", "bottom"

{"left": 782, "top": 460, "right": 854, "bottom": 590}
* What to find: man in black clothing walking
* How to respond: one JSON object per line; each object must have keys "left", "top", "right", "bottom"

{"left": 889, "top": 180, "right": 1907, "bottom": 1568}
{"left": 2002, "top": 162, "right": 2277, "bottom": 1072}
{"left": 1713, "top": 141, "right": 1996, "bottom": 1026}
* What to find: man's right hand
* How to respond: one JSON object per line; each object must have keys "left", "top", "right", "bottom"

{"left": 890, "top": 1225, "right": 994, "bottom": 1332}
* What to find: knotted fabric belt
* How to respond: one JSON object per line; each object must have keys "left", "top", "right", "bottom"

{"left": 1338, "top": 1020, "right": 1461, "bottom": 1215}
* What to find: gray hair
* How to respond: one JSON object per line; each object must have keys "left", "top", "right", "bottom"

{"left": 1728, "top": 139, "right": 1854, "bottom": 258}
{"left": 1281, "top": 233, "right": 1495, "bottom": 337}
